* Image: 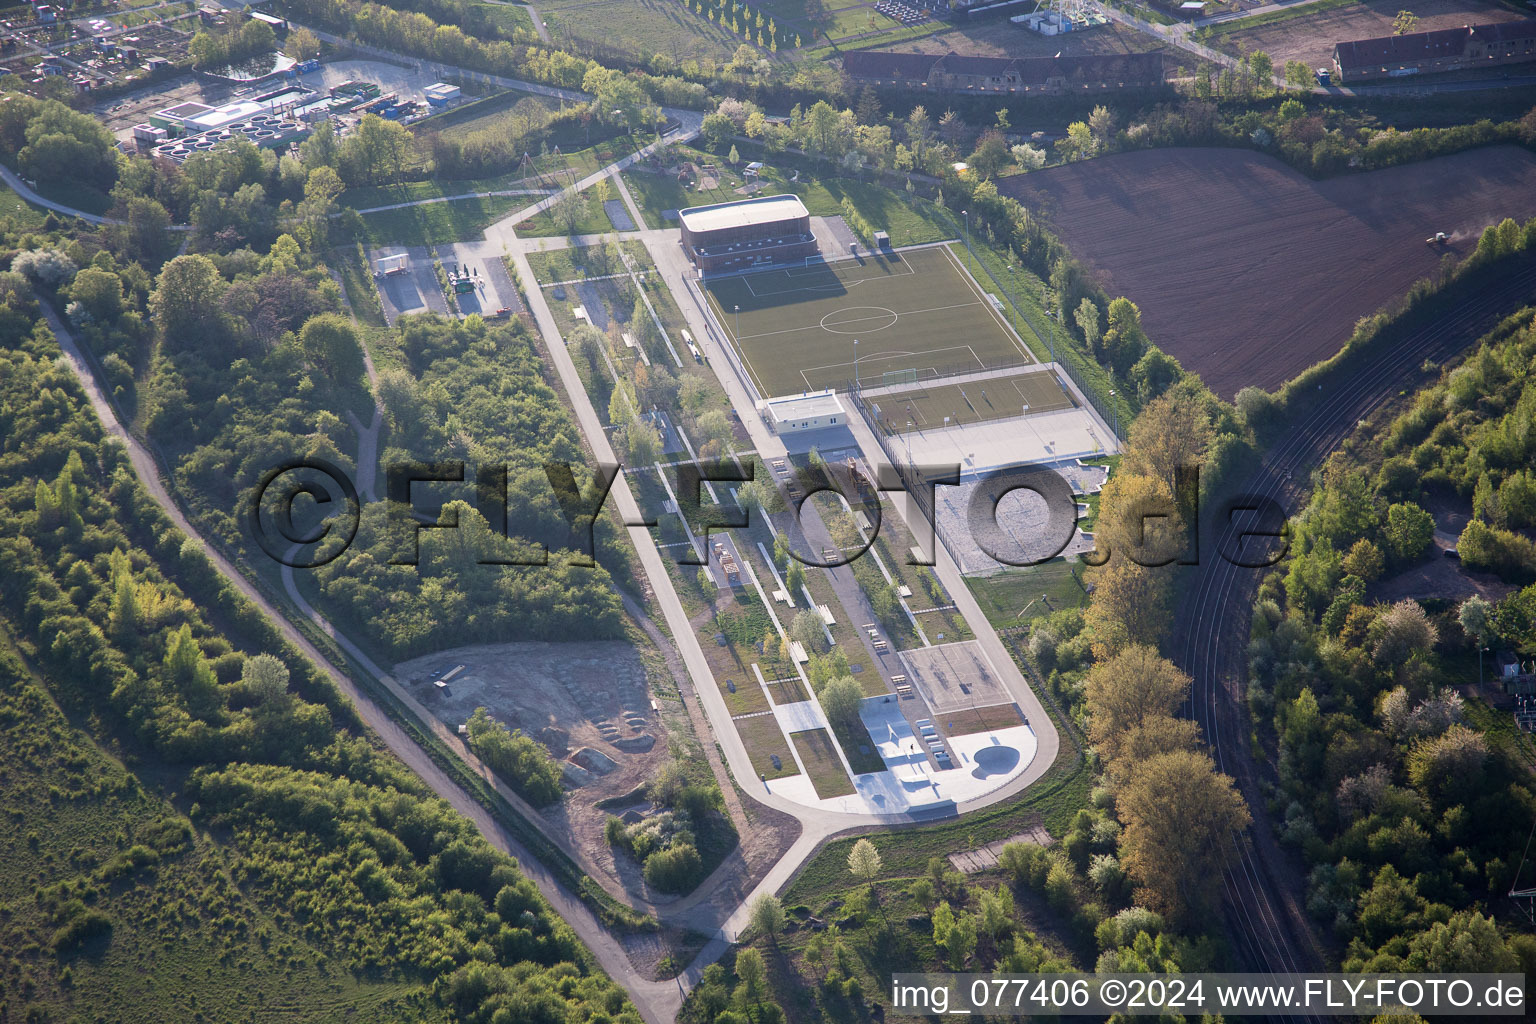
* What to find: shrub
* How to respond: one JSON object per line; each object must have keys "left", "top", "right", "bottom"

{"left": 643, "top": 843, "right": 702, "bottom": 893}
{"left": 52, "top": 910, "right": 112, "bottom": 952}
{"left": 465, "top": 707, "right": 563, "bottom": 806}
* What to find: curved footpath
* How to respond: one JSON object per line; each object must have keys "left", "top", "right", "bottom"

{"left": 1175, "top": 256, "right": 1536, "bottom": 985}
{"left": 43, "top": 303, "right": 689, "bottom": 1024}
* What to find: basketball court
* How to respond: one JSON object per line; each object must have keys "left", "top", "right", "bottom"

{"left": 703, "top": 245, "right": 1033, "bottom": 398}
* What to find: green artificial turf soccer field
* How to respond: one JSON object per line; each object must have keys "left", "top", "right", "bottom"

{"left": 705, "top": 245, "right": 1031, "bottom": 397}
{"left": 865, "top": 369, "right": 1076, "bottom": 434}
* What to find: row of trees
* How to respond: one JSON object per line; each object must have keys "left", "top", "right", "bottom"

{"left": 1068, "top": 383, "right": 1254, "bottom": 924}
{"left": 681, "top": 0, "right": 797, "bottom": 51}
{"left": 188, "top": 17, "right": 278, "bottom": 69}
{"left": 280, "top": 0, "right": 709, "bottom": 107}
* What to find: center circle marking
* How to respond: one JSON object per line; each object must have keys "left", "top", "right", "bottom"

{"left": 820, "top": 306, "right": 898, "bottom": 334}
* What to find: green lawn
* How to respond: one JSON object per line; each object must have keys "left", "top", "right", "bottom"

{"left": 538, "top": 0, "right": 742, "bottom": 60}
{"left": 330, "top": 242, "right": 389, "bottom": 328}
{"left": 336, "top": 138, "right": 625, "bottom": 246}
{"left": 735, "top": 712, "right": 799, "bottom": 781}
{"left": 470, "top": 0, "right": 535, "bottom": 35}
{"left": 524, "top": 244, "right": 623, "bottom": 286}
{"left": 783, "top": 728, "right": 1091, "bottom": 905}
{"left": 0, "top": 179, "right": 52, "bottom": 231}
{"left": 756, "top": 0, "right": 947, "bottom": 50}
{"left": 513, "top": 187, "right": 619, "bottom": 238}
{"left": 347, "top": 192, "right": 533, "bottom": 246}
{"left": 965, "top": 560, "right": 1090, "bottom": 629}
{"left": 832, "top": 716, "right": 887, "bottom": 776}
{"left": 944, "top": 236, "right": 1136, "bottom": 431}
{"left": 791, "top": 728, "right": 855, "bottom": 798}
{"left": 705, "top": 244, "right": 1030, "bottom": 396}
{"left": 28, "top": 176, "right": 112, "bottom": 217}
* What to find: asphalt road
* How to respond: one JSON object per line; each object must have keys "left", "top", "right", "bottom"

{"left": 1174, "top": 254, "right": 1536, "bottom": 986}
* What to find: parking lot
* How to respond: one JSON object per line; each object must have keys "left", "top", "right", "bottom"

{"left": 440, "top": 241, "right": 522, "bottom": 320}
{"left": 370, "top": 246, "right": 449, "bottom": 324}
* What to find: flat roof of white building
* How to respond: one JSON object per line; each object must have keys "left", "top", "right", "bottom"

{"left": 186, "top": 99, "right": 266, "bottom": 130}
{"left": 678, "top": 194, "right": 809, "bottom": 234}
{"left": 765, "top": 389, "right": 843, "bottom": 422}
{"left": 157, "top": 100, "right": 214, "bottom": 120}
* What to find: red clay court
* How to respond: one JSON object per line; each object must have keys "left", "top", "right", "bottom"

{"left": 1002, "top": 146, "right": 1536, "bottom": 398}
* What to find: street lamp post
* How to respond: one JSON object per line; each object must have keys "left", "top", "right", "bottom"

{"left": 853, "top": 337, "right": 859, "bottom": 390}
{"left": 1022, "top": 402, "right": 1046, "bottom": 455}
{"left": 734, "top": 304, "right": 740, "bottom": 343}
{"left": 962, "top": 208, "right": 971, "bottom": 257}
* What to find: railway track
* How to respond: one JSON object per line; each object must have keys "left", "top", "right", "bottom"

{"left": 1174, "top": 255, "right": 1536, "bottom": 1005}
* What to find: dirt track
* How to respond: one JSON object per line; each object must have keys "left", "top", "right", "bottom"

{"left": 1002, "top": 145, "right": 1536, "bottom": 398}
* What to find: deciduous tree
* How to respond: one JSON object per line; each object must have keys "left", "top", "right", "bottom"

{"left": 848, "top": 838, "right": 882, "bottom": 882}
{"left": 1084, "top": 645, "right": 1191, "bottom": 767}
{"left": 748, "top": 893, "right": 783, "bottom": 943}
{"left": 1117, "top": 749, "right": 1250, "bottom": 923}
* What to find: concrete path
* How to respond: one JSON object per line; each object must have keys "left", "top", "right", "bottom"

{"left": 42, "top": 301, "right": 685, "bottom": 1024}
{"left": 479, "top": 0, "right": 553, "bottom": 43}
{"left": 344, "top": 188, "right": 554, "bottom": 216}
{"left": 614, "top": 171, "right": 648, "bottom": 231}
{"left": 639, "top": 234, "right": 1064, "bottom": 818}
{"left": 482, "top": 129, "right": 698, "bottom": 249}
{"left": 0, "top": 163, "right": 190, "bottom": 230}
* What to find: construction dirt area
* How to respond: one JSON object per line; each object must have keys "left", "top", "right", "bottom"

{"left": 395, "top": 641, "right": 682, "bottom": 889}
{"left": 1208, "top": 0, "right": 1532, "bottom": 70}
{"left": 1003, "top": 145, "right": 1536, "bottom": 399}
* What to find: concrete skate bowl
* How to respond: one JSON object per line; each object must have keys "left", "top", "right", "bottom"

{"left": 970, "top": 743, "right": 1021, "bottom": 779}
{"left": 1001, "top": 146, "right": 1536, "bottom": 399}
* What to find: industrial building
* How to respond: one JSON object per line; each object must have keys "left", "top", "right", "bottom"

{"left": 1332, "top": 18, "right": 1536, "bottom": 82}
{"left": 142, "top": 106, "right": 310, "bottom": 162}
{"left": 762, "top": 390, "right": 846, "bottom": 434}
{"left": 842, "top": 49, "right": 1165, "bottom": 94}
{"left": 677, "top": 194, "right": 817, "bottom": 274}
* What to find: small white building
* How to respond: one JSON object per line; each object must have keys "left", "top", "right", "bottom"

{"left": 762, "top": 390, "right": 845, "bottom": 434}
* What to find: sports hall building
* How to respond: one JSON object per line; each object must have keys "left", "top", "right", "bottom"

{"left": 678, "top": 194, "right": 817, "bottom": 274}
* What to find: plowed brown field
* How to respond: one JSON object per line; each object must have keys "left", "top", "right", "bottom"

{"left": 1001, "top": 146, "right": 1536, "bottom": 398}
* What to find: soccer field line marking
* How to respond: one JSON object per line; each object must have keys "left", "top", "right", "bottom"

{"left": 731, "top": 254, "right": 921, "bottom": 299}
{"left": 882, "top": 372, "right": 1075, "bottom": 431}
{"left": 940, "top": 244, "right": 1033, "bottom": 364}
{"left": 802, "top": 343, "right": 981, "bottom": 376}
{"left": 701, "top": 288, "right": 771, "bottom": 400}
{"left": 800, "top": 343, "right": 983, "bottom": 392}
{"left": 732, "top": 299, "right": 988, "bottom": 341}
{"left": 781, "top": 256, "right": 919, "bottom": 285}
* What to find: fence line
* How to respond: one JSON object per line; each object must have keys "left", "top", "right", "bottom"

{"left": 847, "top": 385, "right": 962, "bottom": 572}
{"left": 929, "top": 205, "right": 1128, "bottom": 443}
{"left": 685, "top": 276, "right": 763, "bottom": 408}
{"left": 849, "top": 350, "right": 1039, "bottom": 396}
